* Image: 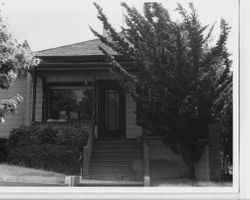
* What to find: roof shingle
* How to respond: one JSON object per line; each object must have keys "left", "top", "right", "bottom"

{"left": 36, "top": 38, "right": 118, "bottom": 57}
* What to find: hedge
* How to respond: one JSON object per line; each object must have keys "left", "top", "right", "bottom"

{"left": 0, "top": 138, "right": 8, "bottom": 163}
{"left": 6, "top": 124, "right": 89, "bottom": 174}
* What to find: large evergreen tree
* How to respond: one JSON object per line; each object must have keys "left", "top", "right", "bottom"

{"left": 0, "top": 13, "right": 39, "bottom": 123}
{"left": 91, "top": 2, "right": 232, "bottom": 179}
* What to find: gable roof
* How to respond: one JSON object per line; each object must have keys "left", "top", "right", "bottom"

{"left": 36, "top": 38, "right": 118, "bottom": 57}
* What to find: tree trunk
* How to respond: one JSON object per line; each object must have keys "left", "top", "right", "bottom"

{"left": 181, "top": 141, "right": 197, "bottom": 181}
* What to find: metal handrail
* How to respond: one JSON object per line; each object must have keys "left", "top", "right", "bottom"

{"left": 82, "top": 120, "right": 95, "bottom": 178}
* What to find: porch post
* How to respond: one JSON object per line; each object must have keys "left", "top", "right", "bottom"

{"left": 42, "top": 78, "right": 47, "bottom": 122}
{"left": 31, "top": 70, "right": 37, "bottom": 123}
{"left": 92, "top": 76, "right": 96, "bottom": 121}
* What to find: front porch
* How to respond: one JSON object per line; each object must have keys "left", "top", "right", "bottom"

{"left": 29, "top": 54, "right": 148, "bottom": 185}
{"left": 29, "top": 56, "right": 142, "bottom": 139}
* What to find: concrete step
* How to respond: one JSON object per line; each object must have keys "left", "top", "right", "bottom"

{"left": 89, "top": 172, "right": 136, "bottom": 178}
{"left": 95, "top": 139, "right": 138, "bottom": 143}
{"left": 90, "top": 161, "right": 131, "bottom": 168}
{"left": 90, "top": 158, "right": 131, "bottom": 162}
{"left": 93, "top": 147, "right": 140, "bottom": 152}
{"left": 91, "top": 152, "right": 140, "bottom": 157}
{"left": 93, "top": 144, "right": 140, "bottom": 149}
{"left": 89, "top": 165, "right": 132, "bottom": 171}
{"left": 79, "top": 179, "right": 144, "bottom": 186}
{"left": 90, "top": 168, "right": 134, "bottom": 173}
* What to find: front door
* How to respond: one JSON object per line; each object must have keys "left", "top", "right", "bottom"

{"left": 97, "top": 80, "right": 125, "bottom": 138}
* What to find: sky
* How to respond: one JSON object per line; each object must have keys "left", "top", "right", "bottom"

{"left": 0, "top": 0, "right": 238, "bottom": 62}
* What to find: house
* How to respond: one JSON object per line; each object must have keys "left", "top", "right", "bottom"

{"left": 0, "top": 37, "right": 221, "bottom": 186}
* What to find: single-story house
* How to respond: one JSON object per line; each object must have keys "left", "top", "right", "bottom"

{"left": 0, "top": 37, "right": 221, "bottom": 186}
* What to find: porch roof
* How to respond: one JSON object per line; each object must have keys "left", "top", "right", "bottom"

{"left": 34, "top": 37, "right": 135, "bottom": 72}
{"left": 36, "top": 38, "right": 118, "bottom": 57}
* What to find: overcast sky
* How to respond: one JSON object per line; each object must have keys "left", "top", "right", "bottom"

{"left": 1, "top": 0, "right": 238, "bottom": 62}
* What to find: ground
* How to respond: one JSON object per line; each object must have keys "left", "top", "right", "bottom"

{"left": 0, "top": 163, "right": 232, "bottom": 187}
{"left": 0, "top": 164, "right": 66, "bottom": 186}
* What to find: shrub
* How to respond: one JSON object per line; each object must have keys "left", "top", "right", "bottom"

{"left": 54, "top": 126, "right": 88, "bottom": 151}
{"left": 6, "top": 124, "right": 89, "bottom": 174}
{"left": 7, "top": 125, "right": 38, "bottom": 150}
{"left": 7, "top": 124, "right": 88, "bottom": 150}
{"left": 31, "top": 125, "right": 58, "bottom": 145}
{"left": 0, "top": 138, "right": 8, "bottom": 163}
{"left": 7, "top": 144, "right": 80, "bottom": 174}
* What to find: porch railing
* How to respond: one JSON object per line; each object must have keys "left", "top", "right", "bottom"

{"left": 82, "top": 120, "right": 95, "bottom": 178}
{"left": 143, "top": 135, "right": 151, "bottom": 186}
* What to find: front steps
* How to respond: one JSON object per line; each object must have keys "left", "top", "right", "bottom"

{"left": 80, "top": 138, "right": 144, "bottom": 186}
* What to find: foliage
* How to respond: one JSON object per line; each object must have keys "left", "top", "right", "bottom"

{"left": 91, "top": 2, "right": 232, "bottom": 179}
{"left": 0, "top": 137, "right": 7, "bottom": 163}
{"left": 50, "top": 90, "right": 78, "bottom": 119}
{"left": 6, "top": 124, "right": 88, "bottom": 173}
{"left": 0, "top": 94, "right": 23, "bottom": 123}
{"left": 7, "top": 124, "right": 88, "bottom": 150}
{"left": 53, "top": 126, "right": 88, "bottom": 151}
{"left": 218, "top": 84, "right": 232, "bottom": 175}
{"left": 7, "top": 125, "right": 38, "bottom": 148}
{"left": 7, "top": 144, "right": 80, "bottom": 174}
{"left": 0, "top": 12, "right": 40, "bottom": 123}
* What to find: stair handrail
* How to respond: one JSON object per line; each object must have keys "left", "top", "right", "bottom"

{"left": 142, "top": 134, "right": 151, "bottom": 186}
{"left": 82, "top": 120, "right": 95, "bottom": 178}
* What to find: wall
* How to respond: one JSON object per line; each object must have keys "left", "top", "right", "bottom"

{"left": 0, "top": 77, "right": 27, "bottom": 138}
{"left": 126, "top": 94, "right": 142, "bottom": 138}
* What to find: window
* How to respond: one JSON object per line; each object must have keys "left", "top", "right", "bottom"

{"left": 49, "top": 86, "right": 93, "bottom": 121}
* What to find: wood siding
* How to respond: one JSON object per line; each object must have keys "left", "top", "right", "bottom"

{"left": 126, "top": 94, "right": 142, "bottom": 138}
{"left": 0, "top": 78, "right": 27, "bottom": 138}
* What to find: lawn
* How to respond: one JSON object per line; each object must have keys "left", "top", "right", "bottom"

{"left": 150, "top": 159, "right": 232, "bottom": 187}
{"left": 151, "top": 179, "right": 232, "bottom": 187}
{"left": 0, "top": 164, "right": 66, "bottom": 186}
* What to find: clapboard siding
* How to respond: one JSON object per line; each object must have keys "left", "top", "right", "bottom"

{"left": 126, "top": 94, "right": 142, "bottom": 138}
{"left": 0, "top": 78, "right": 27, "bottom": 138}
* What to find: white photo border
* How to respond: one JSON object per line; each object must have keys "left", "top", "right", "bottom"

{"left": 0, "top": 0, "right": 248, "bottom": 199}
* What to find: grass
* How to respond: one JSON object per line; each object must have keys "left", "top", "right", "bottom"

{"left": 0, "top": 164, "right": 66, "bottom": 185}
{"left": 150, "top": 159, "right": 233, "bottom": 187}
{"left": 152, "top": 179, "right": 233, "bottom": 187}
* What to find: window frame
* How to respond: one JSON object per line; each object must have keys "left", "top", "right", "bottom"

{"left": 46, "top": 82, "right": 93, "bottom": 122}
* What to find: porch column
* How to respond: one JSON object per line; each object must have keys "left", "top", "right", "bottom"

{"left": 31, "top": 70, "right": 37, "bottom": 123}
{"left": 92, "top": 76, "right": 96, "bottom": 121}
{"left": 42, "top": 78, "right": 47, "bottom": 122}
